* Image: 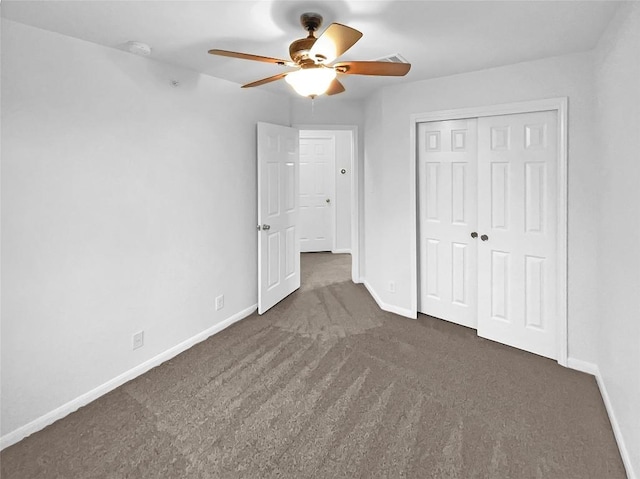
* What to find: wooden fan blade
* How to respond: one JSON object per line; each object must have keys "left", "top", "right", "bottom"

{"left": 333, "top": 61, "right": 411, "bottom": 76}
{"left": 326, "top": 78, "right": 346, "bottom": 96}
{"left": 242, "top": 72, "right": 290, "bottom": 89}
{"left": 208, "top": 49, "right": 294, "bottom": 67}
{"left": 309, "top": 23, "right": 363, "bottom": 64}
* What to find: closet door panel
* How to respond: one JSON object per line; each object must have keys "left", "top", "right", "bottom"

{"left": 477, "top": 111, "right": 558, "bottom": 359}
{"left": 418, "top": 119, "right": 478, "bottom": 328}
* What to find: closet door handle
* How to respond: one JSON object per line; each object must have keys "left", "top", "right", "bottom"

{"left": 470, "top": 232, "right": 478, "bottom": 239}
{"left": 481, "top": 234, "right": 489, "bottom": 241}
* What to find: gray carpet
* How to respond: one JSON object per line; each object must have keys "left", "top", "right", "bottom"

{"left": 1, "top": 253, "right": 626, "bottom": 478}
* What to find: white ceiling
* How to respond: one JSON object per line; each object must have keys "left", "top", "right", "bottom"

{"left": 1, "top": 0, "right": 623, "bottom": 100}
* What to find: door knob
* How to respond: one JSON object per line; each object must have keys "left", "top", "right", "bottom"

{"left": 481, "top": 234, "right": 489, "bottom": 241}
{"left": 471, "top": 232, "right": 478, "bottom": 239}
{"left": 262, "top": 224, "right": 271, "bottom": 231}
{"left": 326, "top": 198, "right": 331, "bottom": 203}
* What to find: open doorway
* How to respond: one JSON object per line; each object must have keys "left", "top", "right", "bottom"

{"left": 256, "top": 123, "right": 359, "bottom": 315}
{"left": 297, "top": 127, "right": 359, "bottom": 284}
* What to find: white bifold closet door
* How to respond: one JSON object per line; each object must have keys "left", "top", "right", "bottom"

{"left": 477, "top": 111, "right": 558, "bottom": 359}
{"left": 419, "top": 111, "right": 558, "bottom": 359}
{"left": 418, "top": 119, "right": 478, "bottom": 329}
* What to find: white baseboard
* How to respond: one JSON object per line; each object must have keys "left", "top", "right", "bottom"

{"left": 332, "top": 249, "right": 351, "bottom": 254}
{"left": 567, "top": 358, "right": 636, "bottom": 479}
{"left": 0, "top": 304, "right": 257, "bottom": 451}
{"left": 363, "top": 280, "right": 416, "bottom": 319}
{"left": 566, "top": 357, "right": 599, "bottom": 376}
{"left": 594, "top": 367, "right": 637, "bottom": 479}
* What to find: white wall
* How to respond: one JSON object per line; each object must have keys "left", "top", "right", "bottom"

{"left": 594, "top": 3, "right": 640, "bottom": 477}
{"left": 1, "top": 20, "right": 290, "bottom": 440}
{"left": 333, "top": 130, "right": 353, "bottom": 253}
{"left": 363, "top": 51, "right": 599, "bottom": 362}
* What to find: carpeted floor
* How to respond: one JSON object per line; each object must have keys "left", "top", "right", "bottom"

{"left": 1, "top": 253, "right": 626, "bottom": 478}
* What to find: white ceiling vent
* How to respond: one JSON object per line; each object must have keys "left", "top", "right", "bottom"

{"left": 375, "top": 53, "right": 409, "bottom": 64}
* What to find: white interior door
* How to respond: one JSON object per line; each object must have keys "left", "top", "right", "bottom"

{"left": 418, "top": 119, "right": 478, "bottom": 328}
{"left": 477, "top": 111, "right": 558, "bottom": 358}
{"left": 257, "top": 122, "right": 300, "bottom": 315}
{"left": 299, "top": 135, "right": 335, "bottom": 252}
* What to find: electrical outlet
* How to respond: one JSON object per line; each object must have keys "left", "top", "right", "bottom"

{"left": 215, "top": 294, "right": 224, "bottom": 311}
{"left": 388, "top": 281, "right": 396, "bottom": 293}
{"left": 132, "top": 331, "right": 144, "bottom": 350}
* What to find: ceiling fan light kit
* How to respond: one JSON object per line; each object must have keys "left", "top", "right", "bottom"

{"left": 208, "top": 13, "right": 411, "bottom": 98}
{"left": 285, "top": 66, "right": 336, "bottom": 98}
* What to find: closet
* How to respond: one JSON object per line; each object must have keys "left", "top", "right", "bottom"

{"left": 418, "top": 111, "right": 558, "bottom": 359}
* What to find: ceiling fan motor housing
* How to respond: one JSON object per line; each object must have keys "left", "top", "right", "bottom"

{"left": 289, "top": 37, "right": 317, "bottom": 64}
{"left": 290, "top": 13, "right": 323, "bottom": 64}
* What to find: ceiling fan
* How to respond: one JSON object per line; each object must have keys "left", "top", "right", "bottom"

{"left": 208, "top": 12, "right": 411, "bottom": 98}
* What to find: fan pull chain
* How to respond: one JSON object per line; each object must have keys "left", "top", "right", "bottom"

{"left": 311, "top": 97, "right": 315, "bottom": 115}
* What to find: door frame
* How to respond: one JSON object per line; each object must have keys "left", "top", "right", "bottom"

{"left": 409, "top": 98, "right": 568, "bottom": 366}
{"left": 294, "top": 124, "right": 361, "bottom": 284}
